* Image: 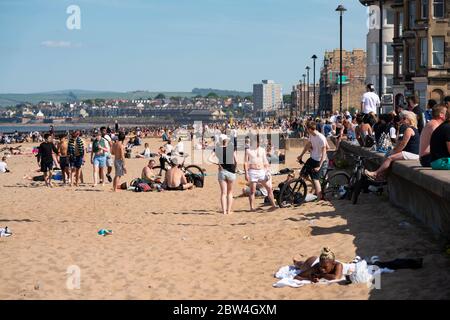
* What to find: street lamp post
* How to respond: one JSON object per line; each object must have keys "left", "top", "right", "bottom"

{"left": 306, "top": 66, "right": 311, "bottom": 115}
{"left": 299, "top": 80, "right": 302, "bottom": 116}
{"left": 311, "top": 54, "right": 318, "bottom": 116}
{"left": 336, "top": 4, "right": 347, "bottom": 114}
{"left": 302, "top": 74, "right": 306, "bottom": 115}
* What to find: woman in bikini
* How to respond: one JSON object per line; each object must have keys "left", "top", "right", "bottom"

{"left": 293, "top": 247, "right": 344, "bottom": 283}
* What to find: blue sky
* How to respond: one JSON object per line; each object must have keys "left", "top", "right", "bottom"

{"left": 0, "top": 0, "right": 369, "bottom": 93}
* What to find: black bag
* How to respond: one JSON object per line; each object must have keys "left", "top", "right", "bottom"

{"left": 189, "top": 174, "right": 204, "bottom": 188}
{"left": 364, "top": 135, "right": 375, "bottom": 148}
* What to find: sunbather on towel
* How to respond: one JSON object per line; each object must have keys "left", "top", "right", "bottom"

{"left": 293, "top": 247, "right": 343, "bottom": 283}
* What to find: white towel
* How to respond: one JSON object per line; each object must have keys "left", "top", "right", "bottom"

{"left": 273, "top": 265, "right": 346, "bottom": 288}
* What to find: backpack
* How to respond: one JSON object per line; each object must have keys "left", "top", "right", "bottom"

{"left": 135, "top": 183, "right": 151, "bottom": 192}
{"left": 190, "top": 174, "right": 204, "bottom": 188}
{"left": 364, "top": 135, "right": 376, "bottom": 148}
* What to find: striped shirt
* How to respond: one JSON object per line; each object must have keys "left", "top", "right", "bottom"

{"left": 68, "top": 137, "right": 85, "bottom": 157}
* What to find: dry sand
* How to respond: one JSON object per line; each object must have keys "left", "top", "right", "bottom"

{"left": 0, "top": 137, "right": 449, "bottom": 300}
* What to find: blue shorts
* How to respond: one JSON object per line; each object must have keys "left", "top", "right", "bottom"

{"left": 70, "top": 156, "right": 83, "bottom": 169}
{"left": 93, "top": 156, "right": 107, "bottom": 168}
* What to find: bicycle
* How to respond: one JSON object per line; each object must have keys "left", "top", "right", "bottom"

{"left": 347, "top": 155, "right": 387, "bottom": 205}
{"left": 153, "top": 153, "right": 205, "bottom": 186}
{"left": 276, "top": 158, "right": 350, "bottom": 208}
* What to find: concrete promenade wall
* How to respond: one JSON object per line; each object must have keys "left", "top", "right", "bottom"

{"left": 339, "top": 141, "right": 450, "bottom": 240}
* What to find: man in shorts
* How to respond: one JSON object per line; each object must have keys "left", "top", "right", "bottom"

{"left": 297, "top": 121, "right": 328, "bottom": 200}
{"left": 37, "top": 133, "right": 59, "bottom": 187}
{"left": 111, "top": 132, "right": 127, "bottom": 192}
{"left": 68, "top": 131, "right": 85, "bottom": 187}
{"left": 101, "top": 126, "right": 113, "bottom": 183}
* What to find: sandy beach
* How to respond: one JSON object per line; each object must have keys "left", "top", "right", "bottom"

{"left": 1, "top": 137, "right": 449, "bottom": 300}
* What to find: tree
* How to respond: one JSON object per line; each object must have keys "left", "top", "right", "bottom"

{"left": 283, "top": 95, "right": 292, "bottom": 104}
{"left": 244, "top": 96, "right": 253, "bottom": 102}
{"left": 155, "top": 93, "right": 166, "bottom": 99}
{"left": 206, "top": 92, "right": 219, "bottom": 99}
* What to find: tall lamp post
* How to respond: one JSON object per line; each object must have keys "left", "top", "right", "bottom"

{"left": 306, "top": 66, "right": 311, "bottom": 115}
{"left": 299, "top": 80, "right": 302, "bottom": 116}
{"left": 336, "top": 4, "right": 347, "bottom": 114}
{"left": 311, "top": 54, "right": 318, "bottom": 116}
{"left": 302, "top": 74, "right": 306, "bottom": 115}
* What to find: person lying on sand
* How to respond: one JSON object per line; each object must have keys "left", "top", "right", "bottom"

{"left": 293, "top": 247, "right": 343, "bottom": 283}
{"left": 163, "top": 157, "right": 193, "bottom": 191}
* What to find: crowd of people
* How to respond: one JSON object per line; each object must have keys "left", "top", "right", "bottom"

{"left": 1, "top": 86, "right": 449, "bottom": 214}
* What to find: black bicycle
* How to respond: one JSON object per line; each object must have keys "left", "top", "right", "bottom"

{"left": 348, "top": 155, "right": 387, "bottom": 205}
{"left": 276, "top": 160, "right": 350, "bottom": 208}
{"left": 153, "top": 153, "right": 205, "bottom": 186}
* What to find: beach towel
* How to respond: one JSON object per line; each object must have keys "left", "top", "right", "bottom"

{"left": 273, "top": 259, "right": 394, "bottom": 288}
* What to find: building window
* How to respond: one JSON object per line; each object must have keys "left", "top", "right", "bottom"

{"left": 409, "top": 0, "right": 416, "bottom": 29}
{"left": 433, "top": 0, "right": 445, "bottom": 18}
{"left": 372, "top": 43, "right": 379, "bottom": 64}
{"left": 386, "top": 76, "right": 394, "bottom": 94}
{"left": 421, "top": 0, "right": 429, "bottom": 19}
{"left": 409, "top": 43, "right": 416, "bottom": 73}
{"left": 386, "top": 43, "right": 394, "bottom": 63}
{"left": 432, "top": 36, "right": 445, "bottom": 67}
{"left": 398, "top": 12, "right": 404, "bottom": 36}
{"left": 386, "top": 9, "right": 395, "bottom": 25}
{"left": 399, "top": 52, "right": 403, "bottom": 75}
{"left": 420, "top": 37, "right": 428, "bottom": 67}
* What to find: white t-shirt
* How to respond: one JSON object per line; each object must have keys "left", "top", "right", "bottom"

{"left": 309, "top": 132, "right": 327, "bottom": 161}
{"left": 165, "top": 143, "right": 174, "bottom": 154}
{"left": 0, "top": 161, "right": 7, "bottom": 173}
{"left": 102, "top": 134, "right": 112, "bottom": 154}
{"left": 174, "top": 142, "right": 184, "bottom": 154}
{"left": 361, "top": 92, "right": 380, "bottom": 114}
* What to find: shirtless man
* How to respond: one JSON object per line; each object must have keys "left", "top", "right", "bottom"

{"left": 58, "top": 134, "right": 70, "bottom": 184}
{"left": 244, "top": 133, "right": 276, "bottom": 211}
{"left": 142, "top": 159, "right": 158, "bottom": 183}
{"left": 164, "top": 157, "right": 193, "bottom": 191}
{"left": 142, "top": 159, "right": 163, "bottom": 191}
{"left": 111, "top": 132, "right": 127, "bottom": 192}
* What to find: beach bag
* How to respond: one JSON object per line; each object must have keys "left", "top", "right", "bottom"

{"left": 431, "top": 158, "right": 450, "bottom": 170}
{"left": 364, "top": 135, "right": 376, "bottom": 148}
{"left": 130, "top": 178, "right": 143, "bottom": 187}
{"left": 135, "top": 183, "right": 151, "bottom": 192}
{"left": 191, "top": 174, "right": 204, "bottom": 188}
{"left": 349, "top": 260, "right": 373, "bottom": 284}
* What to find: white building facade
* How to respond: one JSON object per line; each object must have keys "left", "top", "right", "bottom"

{"left": 253, "top": 80, "right": 283, "bottom": 111}
{"left": 366, "top": 5, "right": 395, "bottom": 105}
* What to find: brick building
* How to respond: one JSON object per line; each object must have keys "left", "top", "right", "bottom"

{"left": 291, "top": 83, "right": 320, "bottom": 116}
{"left": 319, "top": 49, "right": 367, "bottom": 115}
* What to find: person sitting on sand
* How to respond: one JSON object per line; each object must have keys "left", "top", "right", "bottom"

{"left": 141, "top": 159, "right": 163, "bottom": 191}
{"left": 136, "top": 143, "right": 154, "bottom": 159}
{"left": 0, "top": 156, "right": 10, "bottom": 173}
{"left": 293, "top": 247, "right": 343, "bottom": 283}
{"left": 163, "top": 157, "right": 193, "bottom": 191}
{"left": 239, "top": 182, "right": 267, "bottom": 198}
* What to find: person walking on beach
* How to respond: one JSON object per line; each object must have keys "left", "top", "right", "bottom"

{"left": 101, "top": 126, "right": 113, "bottom": 183}
{"left": 58, "top": 134, "right": 71, "bottom": 185}
{"left": 111, "top": 132, "right": 127, "bottom": 192}
{"left": 37, "top": 133, "right": 59, "bottom": 188}
{"left": 91, "top": 132, "right": 108, "bottom": 187}
{"left": 208, "top": 134, "right": 237, "bottom": 215}
{"left": 68, "top": 131, "right": 85, "bottom": 187}
{"left": 244, "top": 133, "right": 276, "bottom": 211}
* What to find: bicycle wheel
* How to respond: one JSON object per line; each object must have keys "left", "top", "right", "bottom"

{"left": 277, "top": 178, "right": 308, "bottom": 208}
{"left": 322, "top": 172, "right": 350, "bottom": 200}
{"left": 351, "top": 168, "right": 364, "bottom": 205}
{"left": 153, "top": 166, "right": 167, "bottom": 178}
{"left": 185, "top": 165, "right": 205, "bottom": 184}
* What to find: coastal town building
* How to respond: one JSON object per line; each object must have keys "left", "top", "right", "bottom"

{"left": 319, "top": 49, "right": 367, "bottom": 115}
{"left": 291, "top": 83, "right": 320, "bottom": 116}
{"left": 253, "top": 80, "right": 283, "bottom": 111}
{"left": 360, "top": 0, "right": 450, "bottom": 108}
